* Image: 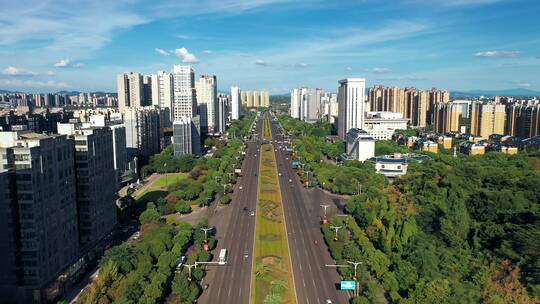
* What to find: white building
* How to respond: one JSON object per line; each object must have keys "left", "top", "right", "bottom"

{"left": 368, "top": 153, "right": 430, "bottom": 178}
{"left": 291, "top": 88, "right": 301, "bottom": 119}
{"left": 117, "top": 72, "right": 143, "bottom": 112}
{"left": 172, "top": 65, "right": 197, "bottom": 121}
{"left": 363, "top": 111, "right": 409, "bottom": 140}
{"left": 88, "top": 114, "right": 128, "bottom": 180}
{"left": 195, "top": 75, "right": 217, "bottom": 134}
{"left": 338, "top": 78, "right": 366, "bottom": 139}
{"left": 151, "top": 71, "right": 174, "bottom": 127}
{"left": 344, "top": 128, "right": 375, "bottom": 162}
{"left": 123, "top": 106, "right": 161, "bottom": 158}
{"left": 231, "top": 86, "right": 241, "bottom": 120}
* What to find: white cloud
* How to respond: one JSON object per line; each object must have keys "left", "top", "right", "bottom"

{"left": 346, "top": 67, "right": 353, "bottom": 71}
{"left": 54, "top": 58, "right": 71, "bottom": 67}
{"left": 176, "top": 34, "right": 192, "bottom": 39}
{"left": 255, "top": 59, "right": 268, "bottom": 66}
{"left": 364, "top": 67, "right": 391, "bottom": 73}
{"left": 2, "top": 66, "right": 38, "bottom": 76}
{"left": 54, "top": 58, "right": 84, "bottom": 68}
{"left": 475, "top": 50, "right": 521, "bottom": 58}
{"left": 155, "top": 48, "right": 170, "bottom": 56}
{"left": 175, "top": 48, "right": 199, "bottom": 63}
{"left": 47, "top": 71, "right": 56, "bottom": 76}
{"left": 0, "top": 78, "right": 69, "bottom": 88}
{"left": 203, "top": 50, "right": 213, "bottom": 54}
{"left": 294, "top": 63, "right": 309, "bottom": 68}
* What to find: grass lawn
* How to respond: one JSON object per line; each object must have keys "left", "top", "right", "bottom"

{"left": 136, "top": 173, "right": 187, "bottom": 203}
{"left": 252, "top": 118, "right": 296, "bottom": 304}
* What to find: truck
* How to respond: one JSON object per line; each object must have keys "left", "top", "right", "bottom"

{"left": 234, "top": 169, "right": 242, "bottom": 175}
{"left": 292, "top": 161, "right": 300, "bottom": 169}
{"left": 218, "top": 249, "right": 228, "bottom": 265}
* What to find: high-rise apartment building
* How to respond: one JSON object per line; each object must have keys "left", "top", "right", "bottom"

{"left": 470, "top": 102, "right": 506, "bottom": 138}
{"left": 262, "top": 91, "right": 270, "bottom": 107}
{"left": 338, "top": 78, "right": 366, "bottom": 139}
{"left": 290, "top": 88, "right": 301, "bottom": 119}
{"left": 143, "top": 75, "right": 152, "bottom": 106}
{"left": 172, "top": 65, "right": 197, "bottom": 121}
{"left": 117, "top": 72, "right": 143, "bottom": 112}
{"left": 172, "top": 116, "right": 201, "bottom": 156}
{"left": 231, "top": 86, "right": 241, "bottom": 120}
{"left": 123, "top": 106, "right": 161, "bottom": 158}
{"left": 369, "top": 85, "right": 448, "bottom": 128}
{"left": 57, "top": 123, "right": 117, "bottom": 247}
{"left": 150, "top": 71, "right": 174, "bottom": 129}
{"left": 88, "top": 114, "right": 128, "bottom": 181}
{"left": 433, "top": 101, "right": 470, "bottom": 134}
{"left": 505, "top": 104, "right": 540, "bottom": 138}
{"left": 195, "top": 75, "right": 217, "bottom": 134}
{"left": 0, "top": 132, "right": 79, "bottom": 303}
{"left": 217, "top": 95, "right": 229, "bottom": 133}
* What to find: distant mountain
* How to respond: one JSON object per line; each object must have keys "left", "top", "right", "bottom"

{"left": 453, "top": 88, "right": 540, "bottom": 97}
{"left": 0, "top": 89, "right": 15, "bottom": 93}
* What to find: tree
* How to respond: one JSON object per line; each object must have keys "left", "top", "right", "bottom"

{"left": 139, "top": 203, "right": 160, "bottom": 224}
{"left": 220, "top": 194, "right": 232, "bottom": 205}
{"left": 175, "top": 201, "right": 192, "bottom": 214}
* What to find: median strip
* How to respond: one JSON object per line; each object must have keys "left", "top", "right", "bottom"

{"left": 251, "top": 116, "right": 296, "bottom": 304}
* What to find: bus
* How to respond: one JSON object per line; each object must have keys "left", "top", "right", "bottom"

{"left": 218, "top": 249, "right": 228, "bottom": 265}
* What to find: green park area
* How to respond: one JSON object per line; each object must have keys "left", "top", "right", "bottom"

{"left": 252, "top": 119, "right": 296, "bottom": 304}
{"left": 136, "top": 173, "right": 187, "bottom": 203}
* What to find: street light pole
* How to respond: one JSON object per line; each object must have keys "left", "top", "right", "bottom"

{"left": 347, "top": 261, "right": 363, "bottom": 297}
{"left": 330, "top": 225, "right": 342, "bottom": 241}
{"left": 182, "top": 264, "right": 197, "bottom": 281}
{"left": 320, "top": 204, "right": 330, "bottom": 216}
{"left": 200, "top": 227, "right": 213, "bottom": 241}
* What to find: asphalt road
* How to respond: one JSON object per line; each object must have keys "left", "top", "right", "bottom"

{"left": 270, "top": 118, "right": 351, "bottom": 304}
{"left": 199, "top": 118, "right": 262, "bottom": 304}
{"left": 200, "top": 114, "right": 349, "bottom": 304}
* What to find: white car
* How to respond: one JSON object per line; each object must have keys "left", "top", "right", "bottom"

{"left": 239, "top": 185, "right": 243, "bottom": 190}
{"left": 289, "top": 179, "right": 292, "bottom": 183}
{"left": 250, "top": 211, "right": 255, "bottom": 216}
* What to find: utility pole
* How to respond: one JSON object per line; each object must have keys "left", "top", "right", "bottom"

{"left": 330, "top": 225, "right": 342, "bottom": 241}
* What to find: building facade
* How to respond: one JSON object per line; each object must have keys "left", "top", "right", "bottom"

{"left": 0, "top": 132, "right": 79, "bottom": 303}
{"left": 231, "top": 86, "right": 241, "bottom": 120}
{"left": 195, "top": 75, "right": 217, "bottom": 134}
{"left": 57, "top": 124, "right": 117, "bottom": 247}
{"left": 338, "top": 78, "right": 366, "bottom": 139}
{"left": 117, "top": 72, "right": 143, "bottom": 112}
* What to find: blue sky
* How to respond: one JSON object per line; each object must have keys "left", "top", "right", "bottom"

{"left": 1, "top": 0, "right": 539, "bottom": 93}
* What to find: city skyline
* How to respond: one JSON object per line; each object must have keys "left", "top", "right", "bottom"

{"left": 1, "top": 0, "right": 540, "bottom": 93}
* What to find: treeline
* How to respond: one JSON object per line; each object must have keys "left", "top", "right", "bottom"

{"left": 280, "top": 115, "right": 540, "bottom": 303}
{"left": 77, "top": 220, "right": 193, "bottom": 304}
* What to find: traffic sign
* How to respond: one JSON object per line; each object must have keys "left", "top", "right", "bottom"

{"left": 340, "top": 281, "right": 356, "bottom": 290}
